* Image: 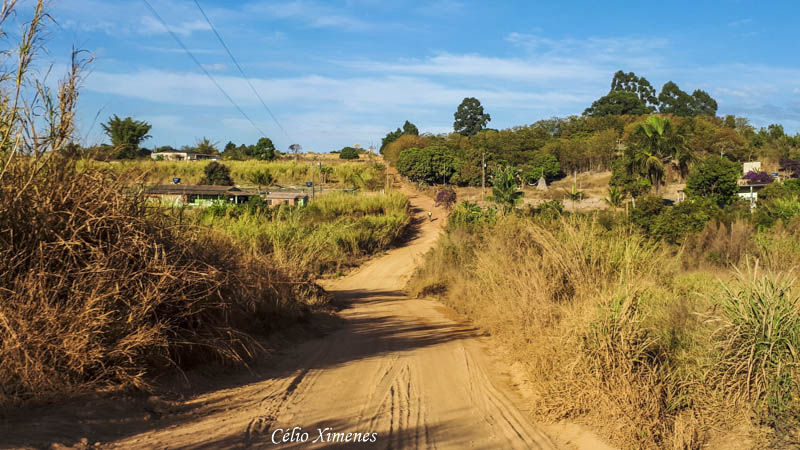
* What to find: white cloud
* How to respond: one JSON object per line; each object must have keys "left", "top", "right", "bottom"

{"left": 139, "top": 16, "right": 211, "bottom": 37}
{"left": 244, "top": 0, "right": 371, "bottom": 30}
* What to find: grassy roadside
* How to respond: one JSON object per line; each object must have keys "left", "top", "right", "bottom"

{"left": 408, "top": 208, "right": 800, "bottom": 448}
{"left": 192, "top": 191, "right": 412, "bottom": 278}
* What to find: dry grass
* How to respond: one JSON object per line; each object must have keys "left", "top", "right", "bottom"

{"left": 0, "top": 158, "right": 325, "bottom": 406}
{"left": 408, "top": 214, "right": 798, "bottom": 448}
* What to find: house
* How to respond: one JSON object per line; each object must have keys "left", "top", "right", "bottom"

{"left": 264, "top": 191, "right": 309, "bottom": 207}
{"left": 145, "top": 185, "right": 254, "bottom": 207}
{"left": 151, "top": 151, "right": 220, "bottom": 161}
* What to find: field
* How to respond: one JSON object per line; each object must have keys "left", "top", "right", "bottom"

{"left": 192, "top": 190, "right": 412, "bottom": 277}
{"left": 81, "top": 157, "right": 388, "bottom": 190}
{"left": 408, "top": 209, "right": 800, "bottom": 448}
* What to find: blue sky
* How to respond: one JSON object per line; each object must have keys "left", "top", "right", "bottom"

{"left": 35, "top": 0, "right": 800, "bottom": 151}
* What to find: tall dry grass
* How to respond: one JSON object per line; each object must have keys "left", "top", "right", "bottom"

{"left": 83, "top": 159, "right": 387, "bottom": 190}
{"left": 0, "top": 1, "right": 325, "bottom": 407}
{"left": 410, "top": 214, "right": 800, "bottom": 448}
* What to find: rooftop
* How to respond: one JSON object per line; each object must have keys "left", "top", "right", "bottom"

{"left": 265, "top": 191, "right": 309, "bottom": 199}
{"left": 145, "top": 185, "right": 253, "bottom": 196}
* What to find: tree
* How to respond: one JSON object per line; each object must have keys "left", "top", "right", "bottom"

{"left": 223, "top": 141, "right": 236, "bottom": 154}
{"left": 339, "top": 147, "right": 360, "bottom": 159}
{"left": 584, "top": 90, "right": 650, "bottom": 116}
{"left": 630, "top": 115, "right": 692, "bottom": 189}
{"left": 658, "top": 81, "right": 695, "bottom": 116}
{"left": 247, "top": 170, "right": 272, "bottom": 193}
{"left": 454, "top": 97, "right": 491, "bottom": 136}
{"left": 199, "top": 161, "right": 234, "bottom": 186}
{"left": 610, "top": 70, "right": 659, "bottom": 109}
{"left": 101, "top": 115, "right": 152, "bottom": 159}
{"left": 691, "top": 89, "right": 718, "bottom": 116}
{"left": 195, "top": 137, "right": 219, "bottom": 155}
{"left": 380, "top": 120, "right": 419, "bottom": 153}
{"left": 522, "top": 153, "right": 561, "bottom": 183}
{"left": 402, "top": 120, "right": 419, "bottom": 136}
{"left": 252, "top": 137, "right": 277, "bottom": 160}
{"left": 685, "top": 155, "right": 740, "bottom": 207}
{"left": 396, "top": 146, "right": 458, "bottom": 184}
{"left": 488, "top": 166, "right": 523, "bottom": 213}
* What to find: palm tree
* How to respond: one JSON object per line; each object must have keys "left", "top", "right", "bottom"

{"left": 488, "top": 166, "right": 523, "bottom": 214}
{"left": 632, "top": 116, "right": 692, "bottom": 192}
{"left": 605, "top": 186, "right": 625, "bottom": 209}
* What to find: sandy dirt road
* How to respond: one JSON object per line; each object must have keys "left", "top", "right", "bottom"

{"left": 1, "top": 187, "right": 556, "bottom": 449}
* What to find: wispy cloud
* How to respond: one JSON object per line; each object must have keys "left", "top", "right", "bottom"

{"left": 139, "top": 16, "right": 211, "bottom": 37}
{"left": 244, "top": 0, "right": 371, "bottom": 30}
{"left": 727, "top": 18, "right": 753, "bottom": 27}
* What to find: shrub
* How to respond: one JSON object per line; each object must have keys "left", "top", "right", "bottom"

{"left": 712, "top": 267, "right": 800, "bottom": 420}
{"left": 200, "top": 161, "right": 234, "bottom": 185}
{"left": 434, "top": 188, "right": 456, "bottom": 209}
{"left": 743, "top": 170, "right": 773, "bottom": 184}
{"left": 630, "top": 195, "right": 665, "bottom": 233}
{"left": 396, "top": 146, "right": 458, "bottom": 184}
{"left": 339, "top": 147, "right": 359, "bottom": 160}
{"left": 447, "top": 202, "right": 498, "bottom": 232}
{"left": 650, "top": 199, "right": 718, "bottom": 244}
{"left": 0, "top": 159, "right": 317, "bottom": 406}
{"left": 685, "top": 155, "right": 740, "bottom": 207}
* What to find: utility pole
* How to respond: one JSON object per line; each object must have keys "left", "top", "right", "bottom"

{"left": 481, "top": 150, "right": 486, "bottom": 199}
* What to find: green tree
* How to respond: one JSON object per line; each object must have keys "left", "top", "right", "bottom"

{"left": 199, "top": 161, "right": 234, "bottom": 186}
{"left": 380, "top": 120, "right": 419, "bottom": 153}
{"left": 402, "top": 120, "right": 419, "bottom": 136}
{"left": 630, "top": 115, "right": 692, "bottom": 189}
{"left": 246, "top": 169, "right": 273, "bottom": 192}
{"left": 252, "top": 137, "right": 277, "bottom": 160}
{"left": 584, "top": 90, "right": 650, "bottom": 117}
{"left": 454, "top": 97, "right": 491, "bottom": 136}
{"left": 658, "top": 81, "right": 695, "bottom": 116}
{"left": 610, "top": 70, "right": 659, "bottom": 109}
{"left": 101, "top": 115, "right": 152, "bottom": 159}
{"left": 339, "top": 147, "right": 360, "bottom": 159}
{"left": 396, "top": 146, "right": 458, "bottom": 184}
{"left": 685, "top": 155, "right": 740, "bottom": 207}
{"left": 195, "top": 137, "right": 219, "bottom": 155}
{"left": 488, "top": 166, "right": 523, "bottom": 213}
{"left": 691, "top": 89, "right": 718, "bottom": 116}
{"left": 522, "top": 153, "right": 561, "bottom": 183}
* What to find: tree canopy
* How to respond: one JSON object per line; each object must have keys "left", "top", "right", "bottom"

{"left": 101, "top": 115, "right": 152, "bottom": 159}
{"left": 454, "top": 97, "right": 491, "bottom": 136}
{"left": 199, "top": 161, "right": 234, "bottom": 186}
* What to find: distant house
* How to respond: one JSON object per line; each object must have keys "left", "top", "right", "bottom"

{"left": 265, "top": 191, "right": 309, "bottom": 207}
{"left": 151, "top": 152, "right": 220, "bottom": 161}
{"left": 145, "top": 185, "right": 254, "bottom": 207}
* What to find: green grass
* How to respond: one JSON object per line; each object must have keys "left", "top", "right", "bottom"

{"left": 194, "top": 191, "right": 410, "bottom": 277}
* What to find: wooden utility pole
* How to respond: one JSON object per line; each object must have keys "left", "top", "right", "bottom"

{"left": 481, "top": 150, "right": 486, "bottom": 199}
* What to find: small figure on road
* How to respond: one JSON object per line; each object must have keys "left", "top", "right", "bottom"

{"left": 427, "top": 211, "right": 433, "bottom": 222}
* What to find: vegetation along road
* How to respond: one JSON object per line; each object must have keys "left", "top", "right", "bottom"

{"left": 105, "top": 185, "right": 556, "bottom": 449}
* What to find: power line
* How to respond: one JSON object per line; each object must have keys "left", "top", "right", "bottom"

{"left": 191, "top": 0, "right": 292, "bottom": 143}
{"left": 141, "top": 0, "right": 267, "bottom": 138}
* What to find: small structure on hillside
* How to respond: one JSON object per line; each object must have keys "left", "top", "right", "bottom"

{"left": 742, "top": 161, "right": 761, "bottom": 175}
{"left": 536, "top": 176, "right": 548, "bottom": 191}
{"left": 151, "top": 151, "right": 220, "bottom": 161}
{"left": 265, "top": 191, "right": 309, "bottom": 207}
{"left": 145, "top": 185, "right": 254, "bottom": 206}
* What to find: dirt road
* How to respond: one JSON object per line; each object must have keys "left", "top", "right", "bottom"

{"left": 2, "top": 188, "right": 556, "bottom": 449}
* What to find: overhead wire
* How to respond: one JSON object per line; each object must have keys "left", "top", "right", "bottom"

{"left": 191, "top": 0, "right": 292, "bottom": 142}
{"left": 141, "top": 0, "right": 268, "bottom": 138}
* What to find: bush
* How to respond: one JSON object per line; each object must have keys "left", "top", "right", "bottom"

{"left": 685, "top": 155, "right": 740, "bottom": 207}
{"left": 396, "top": 146, "right": 458, "bottom": 184}
{"left": 629, "top": 195, "right": 665, "bottom": 233}
{"left": 447, "top": 202, "right": 498, "bottom": 232}
{"left": 200, "top": 161, "right": 234, "bottom": 186}
{"left": 743, "top": 170, "right": 773, "bottom": 184}
{"left": 435, "top": 188, "right": 456, "bottom": 209}
{"left": 0, "top": 159, "right": 317, "bottom": 406}
{"left": 650, "top": 199, "right": 718, "bottom": 244}
{"left": 339, "top": 147, "right": 360, "bottom": 160}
